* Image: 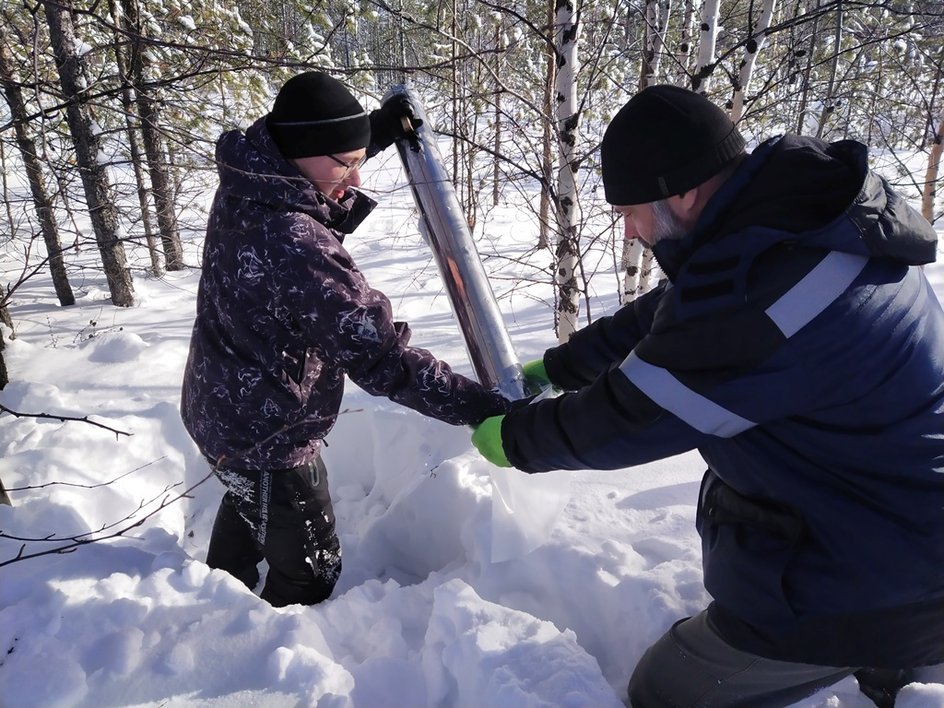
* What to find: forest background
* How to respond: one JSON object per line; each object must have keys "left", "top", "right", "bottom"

{"left": 1, "top": 0, "right": 943, "bottom": 378}
{"left": 2, "top": 1, "right": 944, "bottom": 705}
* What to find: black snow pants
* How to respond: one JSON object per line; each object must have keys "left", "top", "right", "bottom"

{"left": 205, "top": 456, "right": 341, "bottom": 607}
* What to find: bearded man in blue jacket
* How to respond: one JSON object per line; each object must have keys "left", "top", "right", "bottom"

{"left": 472, "top": 85, "right": 944, "bottom": 706}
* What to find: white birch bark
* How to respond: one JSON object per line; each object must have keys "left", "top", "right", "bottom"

{"left": 640, "top": 0, "right": 672, "bottom": 89}
{"left": 539, "top": 0, "right": 557, "bottom": 250}
{"left": 815, "top": 1, "right": 844, "bottom": 139}
{"left": 620, "top": 239, "right": 648, "bottom": 303}
{"left": 622, "top": 0, "right": 672, "bottom": 304}
{"left": 923, "top": 111, "right": 943, "bottom": 223}
{"left": 693, "top": 0, "right": 721, "bottom": 93}
{"left": 677, "top": 0, "right": 696, "bottom": 75}
{"left": 730, "top": 0, "right": 778, "bottom": 123}
{"left": 554, "top": 0, "right": 581, "bottom": 342}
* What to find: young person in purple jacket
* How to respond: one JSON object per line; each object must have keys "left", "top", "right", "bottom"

{"left": 181, "top": 72, "right": 509, "bottom": 608}
{"left": 472, "top": 86, "right": 944, "bottom": 706}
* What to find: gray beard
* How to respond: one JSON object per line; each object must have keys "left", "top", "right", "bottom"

{"left": 650, "top": 199, "right": 687, "bottom": 244}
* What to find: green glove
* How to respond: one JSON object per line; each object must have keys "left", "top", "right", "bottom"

{"left": 521, "top": 358, "right": 551, "bottom": 393}
{"left": 471, "top": 415, "right": 511, "bottom": 467}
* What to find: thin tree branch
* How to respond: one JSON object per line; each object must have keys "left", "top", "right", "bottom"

{"left": 0, "top": 403, "right": 132, "bottom": 437}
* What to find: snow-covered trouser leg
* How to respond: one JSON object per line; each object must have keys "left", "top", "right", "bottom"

{"left": 208, "top": 457, "right": 341, "bottom": 607}
{"left": 628, "top": 610, "right": 855, "bottom": 707}
{"left": 206, "top": 489, "right": 264, "bottom": 589}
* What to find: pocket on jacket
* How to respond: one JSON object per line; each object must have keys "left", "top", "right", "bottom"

{"left": 281, "top": 348, "right": 307, "bottom": 387}
{"left": 280, "top": 348, "right": 322, "bottom": 403}
{"left": 697, "top": 469, "right": 805, "bottom": 630}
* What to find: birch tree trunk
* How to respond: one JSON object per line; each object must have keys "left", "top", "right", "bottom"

{"left": 0, "top": 282, "right": 9, "bottom": 401}
{"left": 554, "top": 0, "right": 581, "bottom": 342}
{"left": 539, "top": 0, "right": 557, "bottom": 250}
{"left": 815, "top": 0, "right": 843, "bottom": 139}
{"left": 923, "top": 112, "right": 943, "bottom": 223}
{"left": 121, "top": 0, "right": 184, "bottom": 270}
{"left": 676, "top": 0, "right": 696, "bottom": 79}
{"left": 0, "top": 318, "right": 8, "bottom": 389}
{"left": 0, "top": 27, "right": 75, "bottom": 306}
{"left": 731, "top": 0, "right": 778, "bottom": 123}
{"left": 451, "top": 0, "right": 461, "bottom": 203}
{"left": 0, "top": 299, "right": 9, "bottom": 437}
{"left": 621, "top": 0, "right": 671, "bottom": 304}
{"left": 43, "top": 0, "right": 134, "bottom": 307}
{"left": 620, "top": 238, "right": 657, "bottom": 304}
{"left": 640, "top": 0, "right": 671, "bottom": 90}
{"left": 795, "top": 0, "right": 820, "bottom": 135}
{"left": 693, "top": 0, "right": 720, "bottom": 93}
{"left": 492, "top": 22, "right": 502, "bottom": 207}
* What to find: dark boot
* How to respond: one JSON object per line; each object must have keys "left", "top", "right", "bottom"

{"left": 854, "top": 668, "right": 914, "bottom": 708}
{"left": 206, "top": 492, "right": 264, "bottom": 590}
{"left": 260, "top": 561, "right": 338, "bottom": 607}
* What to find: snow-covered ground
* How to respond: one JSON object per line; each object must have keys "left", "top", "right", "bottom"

{"left": 2, "top": 149, "right": 944, "bottom": 707}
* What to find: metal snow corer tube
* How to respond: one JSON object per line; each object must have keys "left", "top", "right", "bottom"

{"left": 383, "top": 84, "right": 530, "bottom": 401}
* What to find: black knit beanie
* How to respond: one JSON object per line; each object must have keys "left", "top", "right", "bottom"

{"left": 601, "top": 85, "right": 745, "bottom": 205}
{"left": 265, "top": 72, "right": 371, "bottom": 159}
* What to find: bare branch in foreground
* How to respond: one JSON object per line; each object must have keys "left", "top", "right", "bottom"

{"left": 0, "top": 403, "right": 132, "bottom": 438}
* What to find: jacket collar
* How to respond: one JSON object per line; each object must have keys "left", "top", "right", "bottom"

{"left": 651, "top": 136, "right": 782, "bottom": 281}
{"left": 216, "top": 117, "right": 376, "bottom": 237}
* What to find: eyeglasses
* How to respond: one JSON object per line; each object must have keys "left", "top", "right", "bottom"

{"left": 327, "top": 153, "right": 366, "bottom": 178}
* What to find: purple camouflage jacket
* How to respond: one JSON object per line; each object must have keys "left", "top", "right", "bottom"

{"left": 180, "top": 117, "right": 509, "bottom": 470}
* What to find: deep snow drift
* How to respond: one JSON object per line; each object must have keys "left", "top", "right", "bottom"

{"left": 2, "top": 151, "right": 944, "bottom": 707}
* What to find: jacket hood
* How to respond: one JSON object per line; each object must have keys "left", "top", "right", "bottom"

{"left": 214, "top": 117, "right": 375, "bottom": 236}
{"left": 653, "top": 135, "right": 938, "bottom": 280}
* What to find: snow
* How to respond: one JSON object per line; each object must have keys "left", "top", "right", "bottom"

{"left": 1, "top": 149, "right": 944, "bottom": 708}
